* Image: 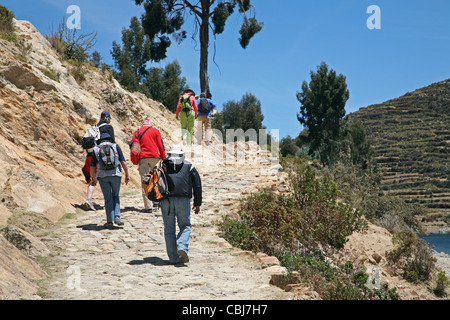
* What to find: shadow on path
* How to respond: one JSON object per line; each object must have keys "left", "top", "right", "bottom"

{"left": 76, "top": 223, "right": 124, "bottom": 231}
{"left": 72, "top": 203, "right": 103, "bottom": 211}
{"left": 127, "top": 256, "right": 187, "bottom": 268}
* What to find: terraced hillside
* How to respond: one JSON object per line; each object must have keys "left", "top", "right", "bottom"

{"left": 350, "top": 79, "right": 450, "bottom": 231}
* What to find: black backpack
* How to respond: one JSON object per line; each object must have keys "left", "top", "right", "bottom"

{"left": 198, "top": 98, "right": 210, "bottom": 114}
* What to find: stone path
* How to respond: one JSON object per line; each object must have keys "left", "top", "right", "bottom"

{"left": 43, "top": 146, "right": 293, "bottom": 300}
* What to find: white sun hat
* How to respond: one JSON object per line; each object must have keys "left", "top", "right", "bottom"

{"left": 167, "top": 145, "right": 185, "bottom": 167}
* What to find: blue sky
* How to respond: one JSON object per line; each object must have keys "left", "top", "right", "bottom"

{"left": 3, "top": 0, "right": 449, "bottom": 139}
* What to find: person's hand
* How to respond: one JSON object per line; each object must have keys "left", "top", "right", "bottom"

{"left": 90, "top": 177, "right": 97, "bottom": 187}
{"left": 192, "top": 206, "right": 200, "bottom": 214}
{"left": 125, "top": 174, "right": 130, "bottom": 185}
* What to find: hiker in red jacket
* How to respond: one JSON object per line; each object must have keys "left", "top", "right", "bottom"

{"left": 131, "top": 118, "right": 166, "bottom": 212}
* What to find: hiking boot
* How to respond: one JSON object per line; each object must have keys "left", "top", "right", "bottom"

{"left": 177, "top": 249, "right": 189, "bottom": 263}
{"left": 114, "top": 217, "right": 124, "bottom": 225}
{"left": 85, "top": 199, "right": 96, "bottom": 211}
{"left": 103, "top": 222, "right": 114, "bottom": 229}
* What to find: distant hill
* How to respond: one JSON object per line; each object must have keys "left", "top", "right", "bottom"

{"left": 349, "top": 79, "right": 450, "bottom": 232}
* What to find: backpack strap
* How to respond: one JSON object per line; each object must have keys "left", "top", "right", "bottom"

{"left": 138, "top": 126, "right": 152, "bottom": 141}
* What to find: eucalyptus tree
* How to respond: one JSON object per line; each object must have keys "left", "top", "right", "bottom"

{"left": 134, "top": 0, "right": 263, "bottom": 96}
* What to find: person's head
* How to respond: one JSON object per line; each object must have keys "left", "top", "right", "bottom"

{"left": 200, "top": 92, "right": 206, "bottom": 98}
{"left": 167, "top": 145, "right": 185, "bottom": 166}
{"left": 183, "top": 88, "right": 195, "bottom": 96}
{"left": 142, "top": 117, "right": 152, "bottom": 127}
{"left": 100, "top": 110, "right": 111, "bottom": 123}
{"left": 98, "top": 133, "right": 112, "bottom": 144}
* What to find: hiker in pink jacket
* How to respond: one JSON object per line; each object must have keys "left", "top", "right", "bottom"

{"left": 175, "top": 88, "right": 198, "bottom": 144}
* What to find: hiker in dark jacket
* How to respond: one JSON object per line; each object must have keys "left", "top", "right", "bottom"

{"left": 97, "top": 110, "right": 115, "bottom": 143}
{"left": 160, "top": 145, "right": 202, "bottom": 264}
{"left": 82, "top": 110, "right": 115, "bottom": 211}
{"left": 90, "top": 133, "right": 130, "bottom": 229}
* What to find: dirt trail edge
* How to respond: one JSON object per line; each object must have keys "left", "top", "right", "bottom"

{"left": 42, "top": 144, "right": 293, "bottom": 300}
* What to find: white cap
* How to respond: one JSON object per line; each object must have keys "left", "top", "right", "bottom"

{"left": 167, "top": 145, "right": 185, "bottom": 167}
{"left": 142, "top": 118, "right": 152, "bottom": 126}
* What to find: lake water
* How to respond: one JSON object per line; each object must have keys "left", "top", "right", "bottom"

{"left": 421, "top": 233, "right": 450, "bottom": 255}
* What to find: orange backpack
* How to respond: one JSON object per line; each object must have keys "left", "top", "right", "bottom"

{"left": 143, "top": 160, "right": 169, "bottom": 202}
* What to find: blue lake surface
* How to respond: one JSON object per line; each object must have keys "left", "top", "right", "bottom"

{"left": 421, "top": 233, "right": 450, "bottom": 255}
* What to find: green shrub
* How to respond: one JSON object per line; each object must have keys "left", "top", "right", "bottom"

{"left": 68, "top": 59, "right": 87, "bottom": 84}
{"left": 46, "top": 17, "right": 97, "bottom": 63}
{"left": 219, "top": 216, "right": 255, "bottom": 251}
{"left": 433, "top": 271, "right": 448, "bottom": 297}
{"left": 352, "top": 270, "right": 369, "bottom": 287}
{"left": 38, "top": 67, "right": 58, "bottom": 82}
{"left": 230, "top": 162, "right": 367, "bottom": 254}
{"left": 0, "top": 5, "right": 14, "bottom": 34}
{"left": 386, "top": 230, "right": 436, "bottom": 283}
{"left": 275, "top": 247, "right": 397, "bottom": 300}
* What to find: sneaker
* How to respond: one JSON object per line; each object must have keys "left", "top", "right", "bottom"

{"left": 114, "top": 217, "right": 124, "bottom": 225}
{"left": 142, "top": 208, "right": 152, "bottom": 213}
{"left": 153, "top": 203, "right": 159, "bottom": 210}
{"left": 85, "top": 198, "right": 96, "bottom": 211}
{"left": 103, "top": 222, "right": 114, "bottom": 229}
{"left": 177, "top": 249, "right": 189, "bottom": 263}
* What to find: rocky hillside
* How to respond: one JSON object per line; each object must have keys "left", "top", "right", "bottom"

{"left": 349, "top": 79, "right": 450, "bottom": 232}
{"left": 0, "top": 19, "right": 183, "bottom": 225}
{"left": 0, "top": 19, "right": 182, "bottom": 298}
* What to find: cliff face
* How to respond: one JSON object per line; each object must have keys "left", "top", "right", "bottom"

{"left": 0, "top": 19, "right": 181, "bottom": 225}
{"left": 0, "top": 19, "right": 181, "bottom": 298}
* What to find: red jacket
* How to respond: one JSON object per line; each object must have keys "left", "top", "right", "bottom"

{"left": 132, "top": 126, "right": 166, "bottom": 159}
{"left": 176, "top": 93, "right": 198, "bottom": 118}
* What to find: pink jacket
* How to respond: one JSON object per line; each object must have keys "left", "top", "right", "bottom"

{"left": 175, "top": 93, "right": 198, "bottom": 118}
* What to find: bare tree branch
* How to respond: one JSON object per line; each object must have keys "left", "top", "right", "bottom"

{"left": 181, "top": 0, "right": 202, "bottom": 16}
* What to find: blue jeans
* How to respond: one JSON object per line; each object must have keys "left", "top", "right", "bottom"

{"left": 98, "top": 176, "right": 122, "bottom": 223}
{"left": 160, "top": 197, "right": 191, "bottom": 263}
